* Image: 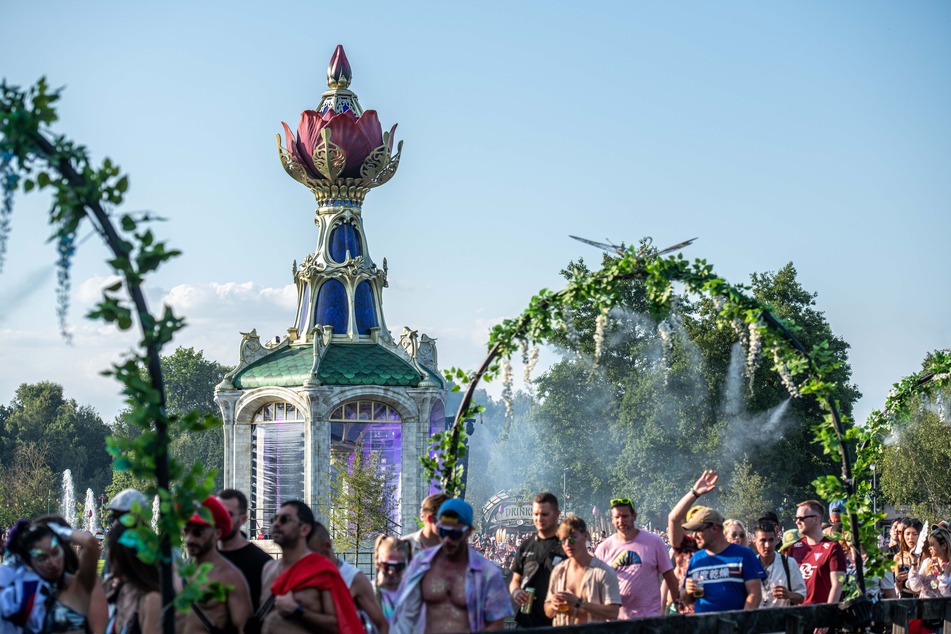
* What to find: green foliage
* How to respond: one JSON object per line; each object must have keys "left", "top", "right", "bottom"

{"left": 0, "top": 442, "right": 57, "bottom": 527}
{"left": 1, "top": 77, "right": 225, "bottom": 624}
{"left": 880, "top": 410, "right": 951, "bottom": 519}
{"left": 430, "top": 240, "right": 878, "bottom": 591}
{"left": 328, "top": 435, "right": 399, "bottom": 552}
{"left": 720, "top": 457, "right": 771, "bottom": 525}
{"left": 0, "top": 381, "right": 112, "bottom": 495}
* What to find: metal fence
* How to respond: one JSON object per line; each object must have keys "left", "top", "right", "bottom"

{"left": 521, "top": 597, "right": 951, "bottom": 634}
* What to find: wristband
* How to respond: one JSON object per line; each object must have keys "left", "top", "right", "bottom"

{"left": 690, "top": 489, "right": 700, "bottom": 498}
{"left": 292, "top": 604, "right": 304, "bottom": 620}
{"left": 574, "top": 599, "right": 583, "bottom": 610}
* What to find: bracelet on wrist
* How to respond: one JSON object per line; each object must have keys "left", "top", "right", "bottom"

{"left": 574, "top": 599, "right": 583, "bottom": 610}
{"left": 292, "top": 604, "right": 304, "bottom": 620}
{"left": 691, "top": 488, "right": 700, "bottom": 498}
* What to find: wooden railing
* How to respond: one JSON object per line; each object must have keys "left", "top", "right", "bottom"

{"left": 511, "top": 597, "right": 951, "bottom": 634}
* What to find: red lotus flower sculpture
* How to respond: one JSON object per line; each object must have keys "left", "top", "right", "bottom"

{"left": 278, "top": 108, "right": 401, "bottom": 188}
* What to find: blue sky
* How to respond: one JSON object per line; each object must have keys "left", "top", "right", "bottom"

{"left": 2, "top": 1, "right": 949, "bottom": 425}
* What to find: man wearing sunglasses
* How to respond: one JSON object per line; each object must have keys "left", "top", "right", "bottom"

{"left": 594, "top": 497, "right": 679, "bottom": 619}
{"left": 786, "top": 500, "right": 846, "bottom": 605}
{"left": 392, "top": 499, "right": 513, "bottom": 633}
{"left": 680, "top": 506, "right": 766, "bottom": 613}
{"left": 177, "top": 496, "right": 253, "bottom": 634}
{"left": 260, "top": 501, "right": 364, "bottom": 634}
{"left": 510, "top": 492, "right": 564, "bottom": 628}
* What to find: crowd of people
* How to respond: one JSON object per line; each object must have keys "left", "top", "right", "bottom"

{"left": 0, "top": 469, "right": 949, "bottom": 633}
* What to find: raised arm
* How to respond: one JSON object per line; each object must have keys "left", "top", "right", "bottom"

{"left": 668, "top": 470, "right": 718, "bottom": 548}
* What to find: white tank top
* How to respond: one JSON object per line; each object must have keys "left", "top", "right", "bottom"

{"left": 337, "top": 557, "right": 360, "bottom": 589}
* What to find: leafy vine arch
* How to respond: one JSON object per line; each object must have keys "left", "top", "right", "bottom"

{"left": 426, "top": 246, "right": 878, "bottom": 592}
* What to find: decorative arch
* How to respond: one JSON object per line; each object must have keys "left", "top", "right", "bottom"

{"left": 234, "top": 387, "right": 309, "bottom": 425}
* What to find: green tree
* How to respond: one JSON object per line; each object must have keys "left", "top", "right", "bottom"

{"left": 162, "top": 347, "right": 232, "bottom": 491}
{"left": 506, "top": 259, "right": 859, "bottom": 525}
{"left": 720, "top": 456, "right": 771, "bottom": 525}
{"left": 879, "top": 391, "right": 951, "bottom": 520}
{"left": 1, "top": 382, "right": 111, "bottom": 496}
{"left": 328, "top": 435, "right": 398, "bottom": 553}
{"left": 0, "top": 442, "right": 57, "bottom": 526}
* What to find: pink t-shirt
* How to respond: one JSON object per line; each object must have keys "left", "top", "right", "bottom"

{"left": 594, "top": 530, "right": 673, "bottom": 618}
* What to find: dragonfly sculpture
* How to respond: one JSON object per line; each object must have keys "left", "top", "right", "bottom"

{"left": 569, "top": 235, "right": 697, "bottom": 258}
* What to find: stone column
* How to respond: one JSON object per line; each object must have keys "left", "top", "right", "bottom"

{"left": 305, "top": 388, "right": 332, "bottom": 523}
{"left": 214, "top": 390, "right": 239, "bottom": 487}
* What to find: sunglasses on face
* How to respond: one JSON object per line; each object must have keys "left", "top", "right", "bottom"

{"left": 379, "top": 561, "right": 407, "bottom": 573}
{"left": 561, "top": 534, "right": 582, "bottom": 545}
{"left": 729, "top": 532, "right": 746, "bottom": 539}
{"left": 437, "top": 525, "right": 466, "bottom": 541}
{"left": 794, "top": 514, "right": 818, "bottom": 523}
{"left": 691, "top": 523, "right": 713, "bottom": 535}
{"left": 271, "top": 514, "right": 303, "bottom": 526}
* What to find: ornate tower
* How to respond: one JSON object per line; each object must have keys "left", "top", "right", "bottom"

{"left": 215, "top": 46, "right": 445, "bottom": 537}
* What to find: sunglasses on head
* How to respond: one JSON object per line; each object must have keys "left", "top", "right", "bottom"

{"left": 271, "top": 514, "right": 303, "bottom": 526}
{"left": 610, "top": 497, "right": 633, "bottom": 508}
{"left": 757, "top": 521, "right": 777, "bottom": 533}
{"left": 379, "top": 561, "right": 407, "bottom": 573}
{"left": 437, "top": 525, "right": 466, "bottom": 541}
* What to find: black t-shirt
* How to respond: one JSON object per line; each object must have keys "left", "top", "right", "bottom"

{"left": 219, "top": 542, "right": 273, "bottom": 611}
{"left": 510, "top": 534, "right": 565, "bottom": 628}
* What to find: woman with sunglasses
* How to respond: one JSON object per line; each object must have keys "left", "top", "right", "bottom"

{"left": 372, "top": 536, "right": 410, "bottom": 624}
{"left": 6, "top": 518, "right": 100, "bottom": 633}
{"left": 907, "top": 526, "right": 951, "bottom": 599}
{"left": 894, "top": 518, "right": 924, "bottom": 598}
{"left": 723, "top": 520, "right": 749, "bottom": 548}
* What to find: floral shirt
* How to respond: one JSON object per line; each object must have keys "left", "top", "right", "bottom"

{"left": 391, "top": 544, "right": 513, "bottom": 634}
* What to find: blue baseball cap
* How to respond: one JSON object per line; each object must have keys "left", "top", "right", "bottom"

{"left": 829, "top": 500, "right": 846, "bottom": 515}
{"left": 437, "top": 498, "right": 473, "bottom": 528}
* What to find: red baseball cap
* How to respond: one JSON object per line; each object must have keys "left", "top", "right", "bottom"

{"left": 187, "top": 496, "right": 232, "bottom": 534}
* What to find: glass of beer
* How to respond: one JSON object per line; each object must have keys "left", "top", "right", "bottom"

{"left": 692, "top": 576, "right": 705, "bottom": 598}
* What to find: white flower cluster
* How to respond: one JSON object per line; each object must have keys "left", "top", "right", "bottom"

{"left": 501, "top": 357, "right": 514, "bottom": 421}
{"left": 773, "top": 349, "right": 800, "bottom": 398}
{"left": 522, "top": 343, "right": 539, "bottom": 397}
{"left": 593, "top": 310, "right": 607, "bottom": 368}
{"left": 746, "top": 320, "right": 763, "bottom": 390}
{"left": 657, "top": 319, "right": 673, "bottom": 385}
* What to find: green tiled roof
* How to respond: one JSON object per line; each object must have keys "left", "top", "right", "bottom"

{"left": 233, "top": 343, "right": 428, "bottom": 389}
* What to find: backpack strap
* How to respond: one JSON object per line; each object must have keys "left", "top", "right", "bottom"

{"left": 254, "top": 594, "right": 274, "bottom": 622}
{"left": 190, "top": 602, "right": 224, "bottom": 634}
{"left": 780, "top": 553, "right": 791, "bottom": 589}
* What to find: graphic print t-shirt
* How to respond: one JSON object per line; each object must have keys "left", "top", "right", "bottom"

{"left": 788, "top": 537, "right": 847, "bottom": 604}
{"left": 594, "top": 531, "right": 673, "bottom": 618}
{"left": 511, "top": 534, "right": 565, "bottom": 627}
{"left": 685, "top": 544, "right": 767, "bottom": 613}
